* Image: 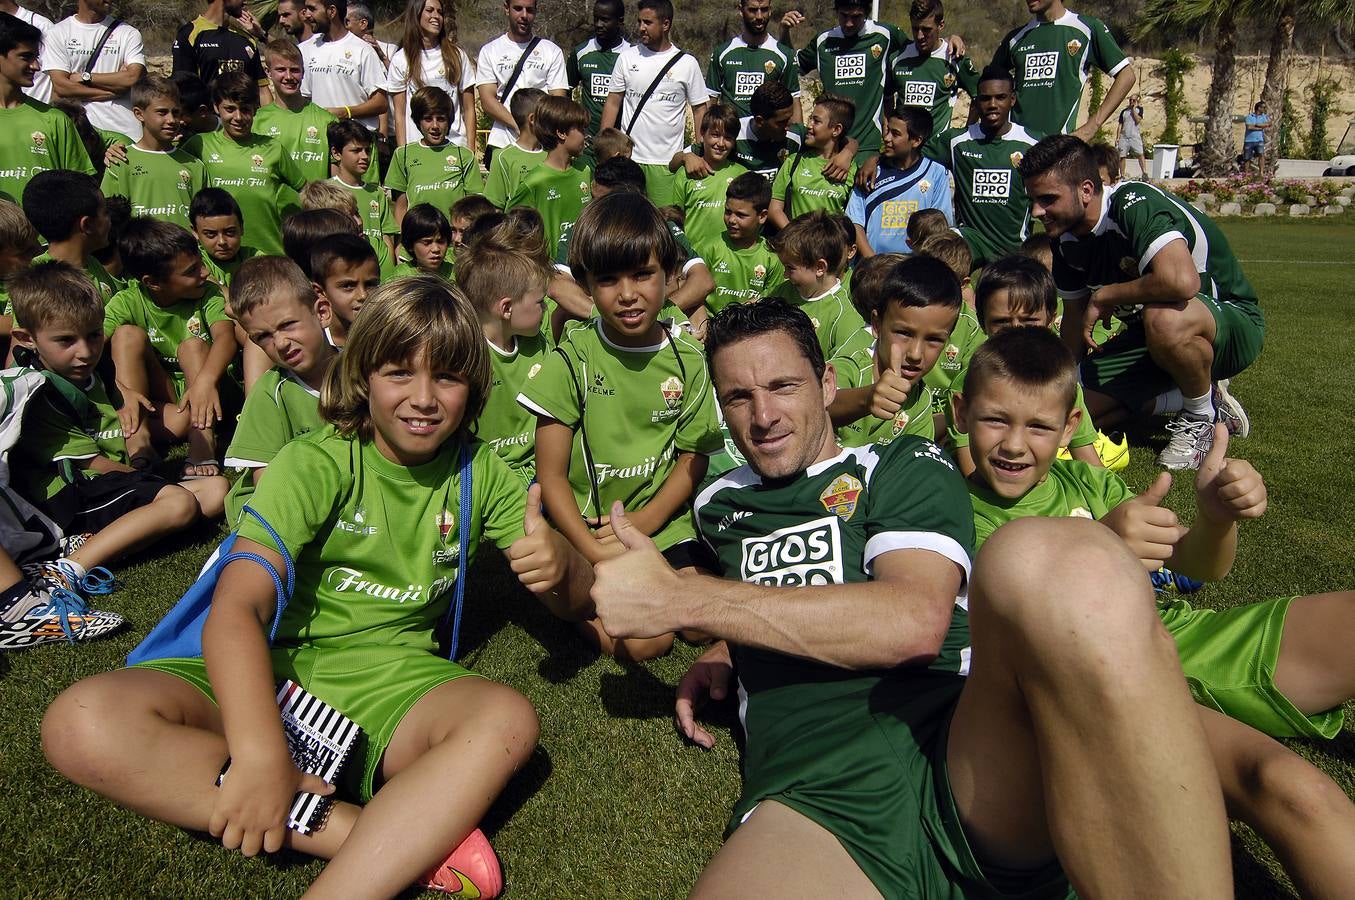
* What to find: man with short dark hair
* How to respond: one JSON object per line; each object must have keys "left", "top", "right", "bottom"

{"left": 298, "top": 0, "right": 386, "bottom": 131}
{"left": 567, "top": 0, "right": 629, "bottom": 137}
{"left": 0, "top": 0, "right": 52, "bottom": 101}
{"left": 43, "top": 0, "right": 146, "bottom": 140}
{"left": 173, "top": 0, "right": 272, "bottom": 106}
{"left": 276, "top": 0, "right": 314, "bottom": 42}
{"left": 707, "top": 0, "right": 801, "bottom": 124}
{"left": 889, "top": 0, "right": 978, "bottom": 141}
{"left": 476, "top": 0, "right": 568, "bottom": 167}
{"left": 669, "top": 80, "right": 805, "bottom": 181}
{"left": 1020, "top": 134, "right": 1261, "bottom": 469}
{"left": 589, "top": 296, "right": 1233, "bottom": 897}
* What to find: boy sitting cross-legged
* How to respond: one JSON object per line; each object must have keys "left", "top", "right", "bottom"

{"left": 769, "top": 210, "right": 867, "bottom": 360}
{"left": 9, "top": 262, "right": 227, "bottom": 598}
{"left": 391, "top": 204, "right": 454, "bottom": 281}
{"left": 697, "top": 171, "right": 785, "bottom": 315}
{"left": 222, "top": 256, "right": 336, "bottom": 526}
{"left": 768, "top": 94, "right": 857, "bottom": 229}
{"left": 955, "top": 326, "right": 1355, "bottom": 897}
{"left": 827, "top": 255, "right": 959, "bottom": 448}
{"left": 461, "top": 232, "right": 552, "bottom": 482}
{"left": 518, "top": 192, "right": 723, "bottom": 661}
{"left": 100, "top": 76, "right": 206, "bottom": 232}
{"left": 104, "top": 218, "right": 240, "bottom": 476}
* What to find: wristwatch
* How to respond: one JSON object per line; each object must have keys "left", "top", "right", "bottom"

{"left": 79, "top": 71, "right": 92, "bottom": 84}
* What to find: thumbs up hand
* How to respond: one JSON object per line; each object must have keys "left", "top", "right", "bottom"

{"left": 869, "top": 368, "right": 912, "bottom": 421}
{"left": 508, "top": 483, "right": 568, "bottom": 595}
{"left": 1195, "top": 424, "right": 1267, "bottom": 524}
{"left": 591, "top": 502, "right": 683, "bottom": 639}
{"left": 1101, "top": 470, "right": 1189, "bottom": 571}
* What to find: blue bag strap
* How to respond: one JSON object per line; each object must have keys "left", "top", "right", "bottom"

{"left": 236, "top": 505, "right": 297, "bottom": 642}
{"left": 442, "top": 442, "right": 473, "bottom": 660}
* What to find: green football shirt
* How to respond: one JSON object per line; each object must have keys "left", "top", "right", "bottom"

{"left": 771, "top": 153, "right": 855, "bottom": 219}
{"left": 484, "top": 142, "right": 545, "bottom": 209}
{"left": 673, "top": 161, "right": 749, "bottom": 251}
{"left": 706, "top": 35, "right": 800, "bottom": 120}
{"left": 773, "top": 279, "right": 867, "bottom": 360}
{"left": 223, "top": 366, "right": 325, "bottom": 525}
{"left": 182, "top": 130, "right": 307, "bottom": 255}
{"left": 690, "top": 118, "right": 806, "bottom": 180}
{"left": 100, "top": 146, "right": 205, "bottom": 230}
{"left": 252, "top": 101, "right": 338, "bottom": 183}
{"left": 830, "top": 334, "right": 935, "bottom": 447}
{"left": 922, "top": 306, "right": 985, "bottom": 412}
{"left": 0, "top": 98, "right": 94, "bottom": 203}
{"left": 699, "top": 234, "right": 785, "bottom": 313}
{"left": 991, "top": 11, "right": 1130, "bottom": 136}
{"left": 103, "top": 281, "right": 230, "bottom": 390}
{"left": 797, "top": 20, "right": 909, "bottom": 156}
{"left": 968, "top": 456, "right": 1132, "bottom": 548}
{"left": 29, "top": 252, "right": 121, "bottom": 306}
{"left": 473, "top": 332, "right": 550, "bottom": 481}
{"left": 517, "top": 319, "right": 723, "bottom": 550}
{"left": 201, "top": 244, "right": 260, "bottom": 289}
{"left": 568, "top": 36, "right": 631, "bottom": 134}
{"left": 889, "top": 41, "right": 980, "bottom": 142}
{"left": 945, "top": 361, "right": 1098, "bottom": 451}
{"left": 385, "top": 141, "right": 486, "bottom": 212}
{"left": 507, "top": 162, "right": 592, "bottom": 256}
{"left": 934, "top": 122, "right": 1041, "bottom": 262}
{"left": 390, "top": 259, "right": 455, "bottom": 282}
{"left": 236, "top": 429, "right": 526, "bottom": 651}
{"left": 13, "top": 371, "right": 126, "bottom": 502}
{"left": 332, "top": 178, "right": 397, "bottom": 247}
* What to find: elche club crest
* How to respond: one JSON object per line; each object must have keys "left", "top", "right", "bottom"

{"left": 306, "top": 125, "right": 319, "bottom": 140}
{"left": 919, "top": 179, "right": 930, "bottom": 194}
{"left": 660, "top": 376, "right": 684, "bottom": 410}
{"left": 186, "top": 315, "right": 204, "bottom": 338}
{"left": 369, "top": 199, "right": 381, "bottom": 214}
{"left": 177, "top": 169, "right": 191, "bottom": 189}
{"left": 1010, "top": 151, "right": 1024, "bottom": 168}
{"left": 942, "top": 72, "right": 956, "bottom": 89}
{"left": 870, "top": 44, "right": 882, "bottom": 59}
{"left": 528, "top": 363, "right": 542, "bottom": 379}
{"left": 30, "top": 131, "right": 46, "bottom": 149}
{"left": 819, "top": 473, "right": 863, "bottom": 521}
{"left": 250, "top": 153, "right": 266, "bottom": 172}
{"left": 891, "top": 409, "right": 910, "bottom": 435}
{"left": 763, "top": 60, "right": 776, "bottom": 74}
{"left": 1066, "top": 39, "right": 1082, "bottom": 56}
{"left": 436, "top": 507, "right": 456, "bottom": 544}
{"left": 945, "top": 342, "right": 959, "bottom": 365}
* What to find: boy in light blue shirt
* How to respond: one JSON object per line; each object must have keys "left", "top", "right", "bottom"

{"left": 847, "top": 104, "right": 951, "bottom": 258}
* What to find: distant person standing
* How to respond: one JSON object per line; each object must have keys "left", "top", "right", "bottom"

{"left": 344, "top": 1, "right": 394, "bottom": 67}
{"left": 386, "top": 0, "right": 475, "bottom": 149}
{"left": 0, "top": 0, "right": 52, "bottom": 102}
{"left": 476, "top": 0, "right": 568, "bottom": 167}
{"left": 567, "top": 0, "right": 629, "bottom": 138}
{"left": 43, "top": 0, "right": 146, "bottom": 141}
{"left": 1242, "top": 100, "right": 1270, "bottom": 177}
{"left": 275, "top": 0, "right": 314, "bottom": 42}
{"left": 707, "top": 0, "right": 801, "bottom": 124}
{"left": 1114, "top": 93, "right": 1145, "bottom": 179}
{"left": 600, "top": 0, "right": 707, "bottom": 207}
{"left": 173, "top": 0, "right": 272, "bottom": 106}
{"left": 299, "top": 0, "right": 387, "bottom": 132}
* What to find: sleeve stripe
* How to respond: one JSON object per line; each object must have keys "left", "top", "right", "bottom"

{"left": 863, "top": 531, "right": 972, "bottom": 585}
{"left": 223, "top": 456, "right": 267, "bottom": 469}
{"left": 1139, "top": 230, "right": 1187, "bottom": 273}
{"left": 516, "top": 392, "right": 562, "bottom": 421}
{"left": 51, "top": 452, "right": 98, "bottom": 462}
{"left": 1107, "top": 57, "right": 1131, "bottom": 76}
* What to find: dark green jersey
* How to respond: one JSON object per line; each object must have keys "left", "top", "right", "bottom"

{"left": 888, "top": 41, "right": 980, "bottom": 142}
{"left": 693, "top": 437, "right": 974, "bottom": 703}
{"left": 797, "top": 20, "right": 909, "bottom": 154}
{"left": 1052, "top": 181, "right": 1260, "bottom": 320}
{"left": 968, "top": 457, "right": 1132, "bottom": 548}
{"left": 990, "top": 11, "right": 1130, "bottom": 136}
{"left": 935, "top": 122, "right": 1041, "bottom": 259}
{"left": 567, "top": 36, "right": 630, "bottom": 134}
{"left": 706, "top": 34, "right": 800, "bottom": 120}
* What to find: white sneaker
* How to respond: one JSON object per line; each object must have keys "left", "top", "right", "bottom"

{"left": 1213, "top": 380, "right": 1250, "bottom": 438}
{"left": 1158, "top": 415, "right": 1215, "bottom": 470}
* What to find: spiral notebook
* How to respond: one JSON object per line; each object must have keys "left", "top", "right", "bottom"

{"left": 217, "top": 680, "right": 361, "bottom": 835}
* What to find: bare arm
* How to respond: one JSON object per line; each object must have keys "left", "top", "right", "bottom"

{"left": 533, "top": 417, "right": 609, "bottom": 563}
{"left": 690, "top": 101, "right": 707, "bottom": 140}
{"left": 1091, "top": 239, "right": 1200, "bottom": 310}
{"left": 392, "top": 91, "right": 408, "bottom": 145}
{"left": 326, "top": 89, "right": 386, "bottom": 121}
{"left": 666, "top": 262, "right": 714, "bottom": 314}
{"left": 599, "top": 91, "right": 623, "bottom": 132}
{"left": 548, "top": 271, "right": 595, "bottom": 320}
{"left": 1074, "top": 66, "right": 1135, "bottom": 142}
{"left": 597, "top": 451, "right": 708, "bottom": 546}
{"left": 478, "top": 83, "right": 517, "bottom": 131}
{"left": 48, "top": 69, "right": 116, "bottom": 101}
{"left": 767, "top": 197, "right": 790, "bottom": 231}
{"left": 462, "top": 88, "right": 478, "bottom": 154}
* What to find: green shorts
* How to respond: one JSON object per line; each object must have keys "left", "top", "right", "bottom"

{"left": 134, "top": 645, "right": 477, "bottom": 802}
{"left": 1082, "top": 295, "right": 1266, "bottom": 410}
{"left": 640, "top": 162, "right": 678, "bottom": 208}
{"left": 1160, "top": 596, "right": 1343, "bottom": 739}
{"left": 731, "top": 671, "right": 1068, "bottom": 899}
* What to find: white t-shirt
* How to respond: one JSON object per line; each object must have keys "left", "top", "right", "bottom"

{"left": 15, "top": 7, "right": 54, "bottom": 103}
{"left": 300, "top": 31, "right": 386, "bottom": 130}
{"left": 41, "top": 16, "right": 146, "bottom": 139}
{"left": 385, "top": 45, "right": 475, "bottom": 147}
{"left": 608, "top": 43, "right": 706, "bottom": 165}
{"left": 475, "top": 33, "right": 567, "bottom": 149}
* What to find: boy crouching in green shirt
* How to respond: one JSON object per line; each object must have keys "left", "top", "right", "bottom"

{"left": 955, "top": 326, "right": 1355, "bottom": 896}
{"left": 10, "top": 262, "right": 227, "bottom": 597}
{"left": 222, "top": 256, "right": 337, "bottom": 525}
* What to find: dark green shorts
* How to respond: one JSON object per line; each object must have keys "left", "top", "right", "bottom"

{"left": 135, "top": 645, "right": 476, "bottom": 803}
{"left": 1161, "top": 596, "right": 1343, "bottom": 739}
{"left": 1082, "top": 295, "right": 1265, "bottom": 409}
{"left": 731, "top": 672, "right": 1068, "bottom": 899}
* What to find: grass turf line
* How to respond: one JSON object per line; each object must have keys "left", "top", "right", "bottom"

{"left": 1, "top": 217, "right": 1351, "bottom": 898}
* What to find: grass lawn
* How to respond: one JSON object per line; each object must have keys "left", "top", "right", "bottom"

{"left": 2, "top": 216, "right": 1352, "bottom": 898}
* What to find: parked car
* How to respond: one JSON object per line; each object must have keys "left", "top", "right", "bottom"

{"left": 1323, "top": 119, "right": 1355, "bottom": 176}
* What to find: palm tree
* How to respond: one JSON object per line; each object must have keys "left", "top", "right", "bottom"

{"left": 1259, "top": 0, "right": 1355, "bottom": 172}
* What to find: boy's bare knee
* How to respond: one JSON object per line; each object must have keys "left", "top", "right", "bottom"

{"left": 1240, "top": 746, "right": 1350, "bottom": 826}
{"left": 157, "top": 485, "right": 201, "bottom": 527}
{"left": 42, "top": 678, "right": 124, "bottom": 781}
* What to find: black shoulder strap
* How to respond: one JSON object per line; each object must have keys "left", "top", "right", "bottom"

{"left": 498, "top": 36, "right": 542, "bottom": 104}
{"left": 624, "top": 50, "right": 687, "bottom": 135}
{"left": 782, "top": 146, "right": 805, "bottom": 210}
{"left": 84, "top": 18, "right": 124, "bottom": 74}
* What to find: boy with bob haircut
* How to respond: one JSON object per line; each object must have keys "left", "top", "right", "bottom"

{"left": 508, "top": 95, "right": 592, "bottom": 255}
{"left": 956, "top": 326, "right": 1355, "bottom": 896}
{"left": 10, "top": 262, "right": 227, "bottom": 597}
{"left": 386, "top": 86, "right": 485, "bottom": 225}
{"left": 101, "top": 76, "right": 206, "bottom": 230}
{"left": 190, "top": 188, "right": 257, "bottom": 289}
{"left": 828, "top": 254, "right": 958, "bottom": 447}
{"left": 519, "top": 192, "right": 723, "bottom": 661}
{"left": 769, "top": 210, "right": 866, "bottom": 359}
{"left": 327, "top": 118, "right": 396, "bottom": 261}
{"left": 21, "top": 170, "right": 121, "bottom": 304}
{"left": 308, "top": 231, "right": 380, "bottom": 348}
{"left": 483, "top": 87, "right": 547, "bottom": 209}
{"left": 699, "top": 170, "right": 784, "bottom": 314}
{"left": 461, "top": 233, "right": 552, "bottom": 480}
{"left": 391, "top": 204, "right": 454, "bottom": 281}
{"left": 768, "top": 94, "right": 856, "bottom": 228}
{"left": 673, "top": 103, "right": 749, "bottom": 250}
{"left": 222, "top": 255, "right": 335, "bottom": 524}
{"left": 104, "top": 218, "right": 239, "bottom": 474}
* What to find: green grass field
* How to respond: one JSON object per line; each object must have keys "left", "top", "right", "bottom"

{"left": 2, "top": 216, "right": 1352, "bottom": 898}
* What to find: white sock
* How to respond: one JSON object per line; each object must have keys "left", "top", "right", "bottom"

{"left": 1152, "top": 388, "right": 1184, "bottom": 416}
{"left": 57, "top": 558, "right": 87, "bottom": 579}
{"left": 1182, "top": 390, "right": 1215, "bottom": 420}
